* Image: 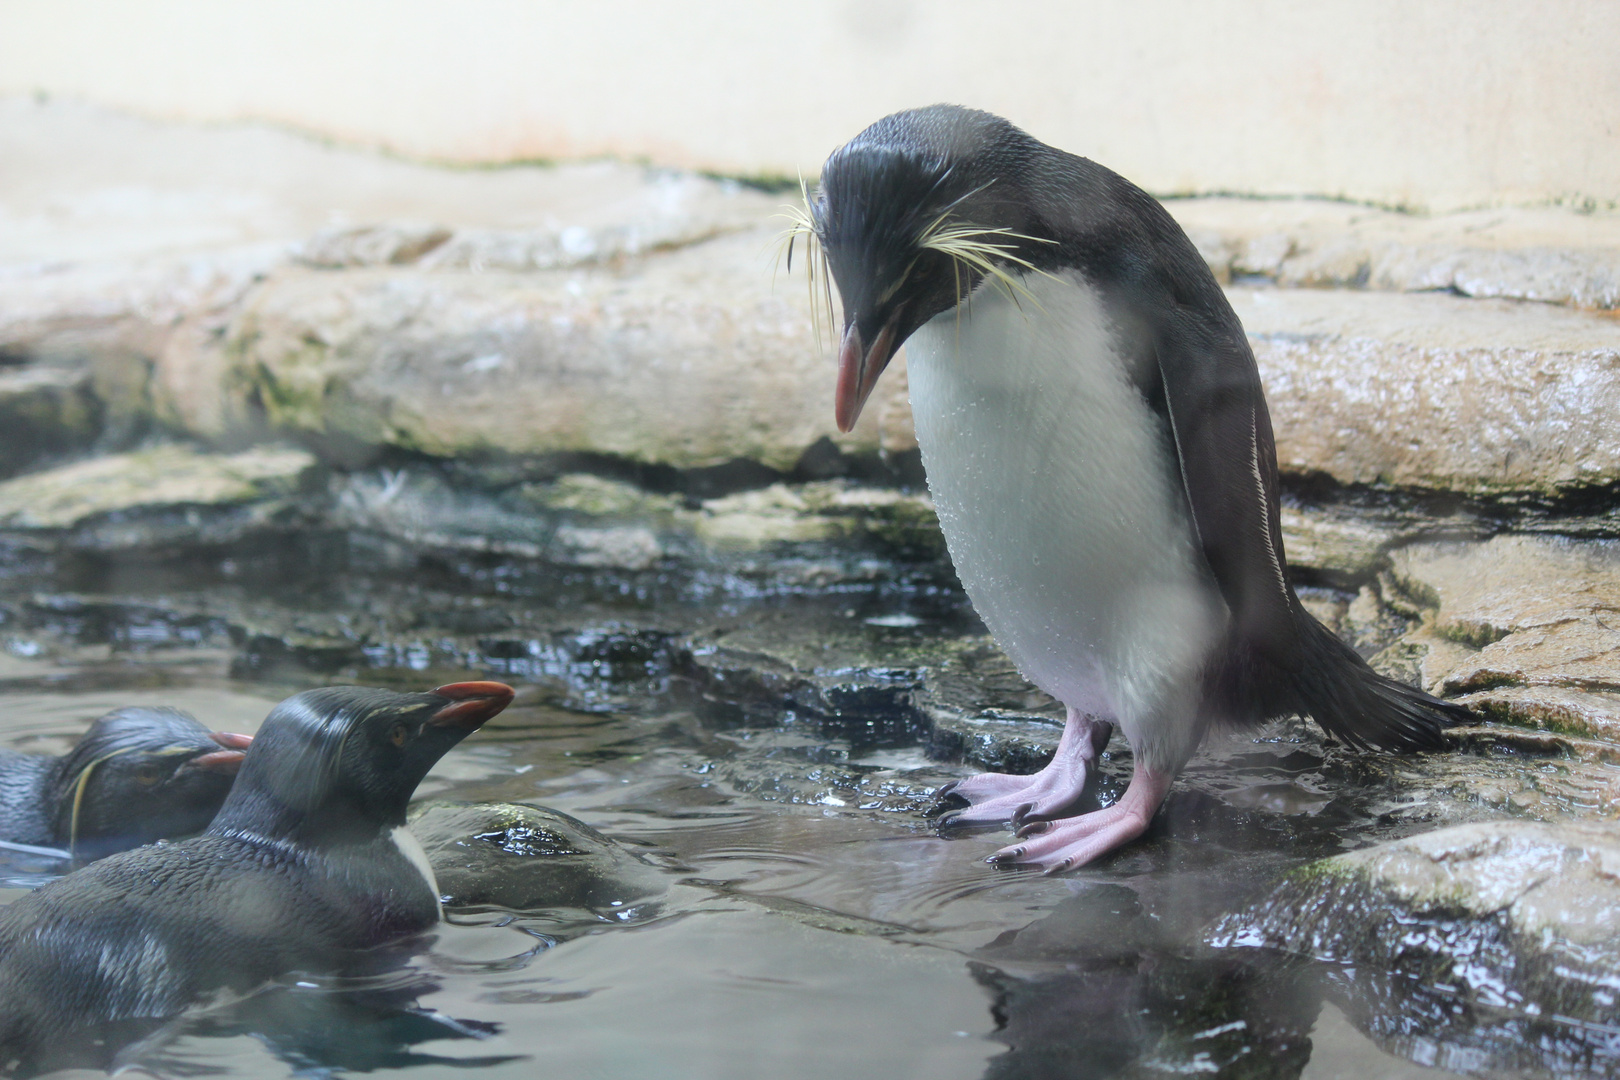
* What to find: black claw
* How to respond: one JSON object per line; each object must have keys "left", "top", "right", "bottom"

{"left": 924, "top": 781, "right": 970, "bottom": 819}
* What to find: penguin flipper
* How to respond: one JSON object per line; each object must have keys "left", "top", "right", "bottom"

{"left": 1150, "top": 301, "right": 1302, "bottom": 672}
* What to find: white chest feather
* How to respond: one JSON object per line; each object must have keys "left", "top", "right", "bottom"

{"left": 906, "top": 271, "right": 1224, "bottom": 739}
{"left": 390, "top": 824, "right": 442, "bottom": 913}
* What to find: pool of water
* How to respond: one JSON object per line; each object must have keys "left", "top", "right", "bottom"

{"left": 0, "top": 639, "right": 1493, "bottom": 1080}
{"left": 0, "top": 533, "right": 1608, "bottom": 1080}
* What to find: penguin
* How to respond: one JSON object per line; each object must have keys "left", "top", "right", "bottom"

{"left": 0, "top": 706, "right": 252, "bottom": 861}
{"left": 793, "top": 105, "right": 1469, "bottom": 873}
{"left": 0, "top": 680, "right": 513, "bottom": 1077}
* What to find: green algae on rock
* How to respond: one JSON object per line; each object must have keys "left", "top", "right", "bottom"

{"left": 0, "top": 444, "right": 317, "bottom": 530}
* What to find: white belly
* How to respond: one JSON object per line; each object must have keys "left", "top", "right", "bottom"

{"left": 906, "top": 271, "right": 1225, "bottom": 758}
{"left": 390, "top": 824, "right": 442, "bottom": 916}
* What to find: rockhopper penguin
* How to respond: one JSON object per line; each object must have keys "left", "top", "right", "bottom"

{"left": 793, "top": 105, "right": 1468, "bottom": 873}
{"left": 0, "top": 681, "right": 513, "bottom": 1076}
{"left": 0, "top": 706, "right": 251, "bottom": 861}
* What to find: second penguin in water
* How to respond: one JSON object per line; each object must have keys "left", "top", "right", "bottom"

{"left": 0, "top": 706, "right": 251, "bottom": 861}
{"left": 0, "top": 680, "right": 514, "bottom": 1076}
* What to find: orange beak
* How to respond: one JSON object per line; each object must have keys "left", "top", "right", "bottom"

{"left": 428, "top": 681, "right": 516, "bottom": 729}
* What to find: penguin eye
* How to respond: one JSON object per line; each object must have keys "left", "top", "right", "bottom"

{"left": 133, "top": 761, "right": 164, "bottom": 786}
{"left": 389, "top": 723, "right": 410, "bottom": 748}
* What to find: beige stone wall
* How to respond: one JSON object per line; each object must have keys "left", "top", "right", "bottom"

{"left": 2, "top": 0, "right": 1615, "bottom": 211}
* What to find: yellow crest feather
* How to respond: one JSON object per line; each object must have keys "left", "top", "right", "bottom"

{"left": 917, "top": 214, "right": 1054, "bottom": 314}
{"left": 771, "top": 174, "right": 836, "bottom": 348}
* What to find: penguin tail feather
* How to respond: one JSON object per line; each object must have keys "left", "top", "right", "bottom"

{"left": 1285, "top": 615, "right": 1471, "bottom": 752}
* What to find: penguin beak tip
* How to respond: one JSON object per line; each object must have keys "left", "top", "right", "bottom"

{"left": 834, "top": 317, "right": 900, "bottom": 434}
{"left": 188, "top": 749, "right": 249, "bottom": 775}
{"left": 428, "top": 681, "right": 516, "bottom": 729}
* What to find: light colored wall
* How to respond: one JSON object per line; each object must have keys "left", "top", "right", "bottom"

{"left": 2, "top": 0, "right": 1615, "bottom": 211}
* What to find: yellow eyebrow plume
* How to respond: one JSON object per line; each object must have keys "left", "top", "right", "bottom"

{"left": 917, "top": 215, "right": 1053, "bottom": 313}
{"left": 772, "top": 174, "right": 837, "bottom": 349}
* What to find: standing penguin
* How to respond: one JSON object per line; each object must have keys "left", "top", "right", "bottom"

{"left": 0, "top": 681, "right": 513, "bottom": 1076}
{"left": 0, "top": 706, "right": 251, "bottom": 861}
{"left": 794, "top": 105, "right": 1467, "bottom": 873}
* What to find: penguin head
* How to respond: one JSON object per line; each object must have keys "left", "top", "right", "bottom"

{"left": 50, "top": 706, "right": 254, "bottom": 860}
{"left": 211, "top": 682, "right": 514, "bottom": 844}
{"left": 807, "top": 104, "right": 1050, "bottom": 431}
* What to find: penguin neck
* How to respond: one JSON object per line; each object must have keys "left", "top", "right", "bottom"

{"left": 209, "top": 782, "right": 404, "bottom": 849}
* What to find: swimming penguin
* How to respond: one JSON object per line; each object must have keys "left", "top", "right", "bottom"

{"left": 0, "top": 706, "right": 252, "bottom": 861}
{"left": 794, "top": 105, "right": 1468, "bottom": 873}
{"left": 0, "top": 681, "right": 513, "bottom": 1076}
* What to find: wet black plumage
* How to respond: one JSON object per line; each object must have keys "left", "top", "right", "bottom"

{"left": 0, "top": 681, "right": 512, "bottom": 1077}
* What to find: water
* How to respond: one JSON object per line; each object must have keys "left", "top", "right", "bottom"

{"left": 0, "top": 549, "right": 1607, "bottom": 1078}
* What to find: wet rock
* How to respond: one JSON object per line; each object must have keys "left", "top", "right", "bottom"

{"left": 408, "top": 800, "right": 666, "bottom": 915}
{"left": 1381, "top": 535, "right": 1620, "bottom": 739}
{"left": 326, "top": 466, "right": 941, "bottom": 582}
{"left": 1236, "top": 288, "right": 1620, "bottom": 495}
{"left": 1279, "top": 505, "right": 1399, "bottom": 582}
{"left": 1169, "top": 198, "right": 1620, "bottom": 309}
{"left": 688, "top": 482, "right": 942, "bottom": 557}
{"left": 917, "top": 642, "right": 1065, "bottom": 772}
{"left": 0, "top": 364, "right": 100, "bottom": 478}
{"left": 0, "top": 444, "right": 317, "bottom": 530}
{"left": 1211, "top": 821, "right": 1620, "bottom": 1078}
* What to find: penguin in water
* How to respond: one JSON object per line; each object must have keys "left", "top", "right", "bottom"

{"left": 0, "top": 706, "right": 252, "bottom": 861}
{"left": 791, "top": 105, "right": 1468, "bottom": 873}
{"left": 0, "top": 681, "right": 513, "bottom": 1076}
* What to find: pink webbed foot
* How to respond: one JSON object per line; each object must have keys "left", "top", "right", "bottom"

{"left": 934, "top": 711, "right": 1111, "bottom": 829}
{"left": 988, "top": 762, "right": 1173, "bottom": 875}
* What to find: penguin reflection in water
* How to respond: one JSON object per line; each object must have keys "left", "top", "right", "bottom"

{"left": 788, "top": 105, "right": 1467, "bottom": 873}
{"left": 0, "top": 706, "right": 252, "bottom": 862}
{"left": 0, "top": 681, "right": 513, "bottom": 1076}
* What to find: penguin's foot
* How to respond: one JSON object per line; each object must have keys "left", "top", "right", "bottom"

{"left": 987, "top": 762, "right": 1172, "bottom": 874}
{"left": 932, "top": 710, "right": 1111, "bottom": 829}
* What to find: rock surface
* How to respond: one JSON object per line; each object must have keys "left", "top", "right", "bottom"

{"left": 6, "top": 99, "right": 1620, "bottom": 497}
{"left": 1213, "top": 821, "right": 1620, "bottom": 1078}
{"left": 1381, "top": 535, "right": 1620, "bottom": 741}
{"left": 1237, "top": 288, "right": 1620, "bottom": 494}
{"left": 408, "top": 801, "right": 666, "bottom": 916}
{"left": 0, "top": 444, "right": 316, "bottom": 529}
{"left": 1169, "top": 197, "right": 1620, "bottom": 309}
{"left": 154, "top": 244, "right": 907, "bottom": 471}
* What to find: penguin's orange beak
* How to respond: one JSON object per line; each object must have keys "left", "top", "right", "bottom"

{"left": 835, "top": 315, "right": 902, "bottom": 433}
{"left": 187, "top": 731, "right": 254, "bottom": 773}
{"left": 428, "top": 681, "right": 516, "bottom": 729}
